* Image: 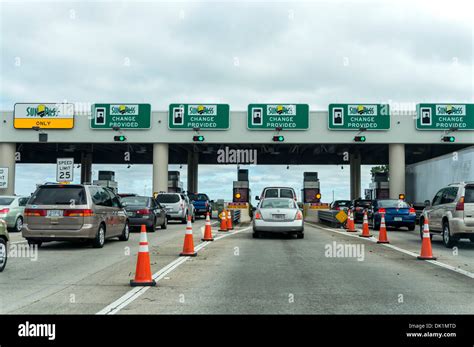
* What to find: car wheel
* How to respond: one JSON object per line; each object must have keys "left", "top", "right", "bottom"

{"left": 118, "top": 222, "right": 130, "bottom": 241}
{"left": 92, "top": 224, "right": 106, "bottom": 248}
{"left": 372, "top": 219, "right": 380, "bottom": 231}
{"left": 148, "top": 219, "right": 157, "bottom": 233}
{"left": 13, "top": 217, "right": 23, "bottom": 233}
{"left": 297, "top": 232, "right": 304, "bottom": 239}
{"left": 181, "top": 217, "right": 187, "bottom": 224}
{"left": 408, "top": 224, "right": 415, "bottom": 231}
{"left": 191, "top": 214, "right": 195, "bottom": 223}
{"left": 442, "top": 221, "right": 456, "bottom": 248}
{"left": 0, "top": 238, "right": 7, "bottom": 272}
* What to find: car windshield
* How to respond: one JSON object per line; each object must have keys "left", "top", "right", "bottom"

{"left": 264, "top": 189, "right": 279, "bottom": 198}
{"left": 156, "top": 194, "right": 180, "bottom": 203}
{"left": 377, "top": 200, "right": 410, "bottom": 208}
{"left": 261, "top": 199, "right": 296, "bottom": 209}
{"left": 280, "top": 189, "right": 294, "bottom": 198}
{"left": 464, "top": 186, "right": 474, "bottom": 203}
{"left": 0, "top": 197, "right": 14, "bottom": 205}
{"left": 30, "top": 186, "right": 87, "bottom": 205}
{"left": 335, "top": 200, "right": 351, "bottom": 206}
{"left": 122, "top": 196, "right": 149, "bottom": 206}
{"left": 188, "top": 194, "right": 208, "bottom": 201}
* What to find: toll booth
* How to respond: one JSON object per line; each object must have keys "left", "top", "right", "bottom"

{"left": 368, "top": 172, "right": 389, "bottom": 199}
{"left": 168, "top": 171, "right": 183, "bottom": 193}
{"left": 93, "top": 170, "right": 118, "bottom": 193}
{"left": 228, "top": 169, "right": 251, "bottom": 222}
{"left": 302, "top": 172, "right": 321, "bottom": 203}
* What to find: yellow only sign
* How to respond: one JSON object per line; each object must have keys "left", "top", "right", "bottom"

{"left": 335, "top": 210, "right": 348, "bottom": 223}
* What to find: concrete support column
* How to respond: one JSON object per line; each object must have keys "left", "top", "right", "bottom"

{"left": 0, "top": 143, "right": 16, "bottom": 196}
{"left": 80, "top": 152, "right": 92, "bottom": 184}
{"left": 389, "top": 143, "right": 405, "bottom": 199}
{"left": 152, "top": 143, "right": 169, "bottom": 194}
{"left": 187, "top": 151, "right": 199, "bottom": 193}
{"left": 350, "top": 152, "right": 361, "bottom": 200}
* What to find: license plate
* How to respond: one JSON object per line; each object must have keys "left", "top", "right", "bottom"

{"left": 272, "top": 214, "right": 285, "bottom": 220}
{"left": 47, "top": 210, "right": 63, "bottom": 217}
{"left": 394, "top": 217, "right": 402, "bottom": 221}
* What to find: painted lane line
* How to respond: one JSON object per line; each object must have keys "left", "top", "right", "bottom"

{"left": 96, "top": 225, "right": 251, "bottom": 315}
{"left": 305, "top": 222, "right": 474, "bottom": 280}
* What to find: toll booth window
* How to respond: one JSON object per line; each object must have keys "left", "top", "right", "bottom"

{"left": 156, "top": 194, "right": 180, "bottom": 204}
{"left": 264, "top": 189, "right": 279, "bottom": 198}
{"left": 30, "top": 186, "right": 86, "bottom": 205}
{"left": 465, "top": 186, "right": 474, "bottom": 203}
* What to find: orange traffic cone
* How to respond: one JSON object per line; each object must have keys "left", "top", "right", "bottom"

{"left": 377, "top": 213, "right": 389, "bottom": 244}
{"left": 180, "top": 216, "right": 197, "bottom": 257}
{"left": 219, "top": 209, "right": 228, "bottom": 231}
{"left": 418, "top": 217, "right": 437, "bottom": 260}
{"left": 227, "top": 210, "right": 233, "bottom": 230}
{"left": 359, "top": 210, "right": 372, "bottom": 238}
{"left": 201, "top": 212, "right": 214, "bottom": 241}
{"left": 346, "top": 210, "right": 357, "bottom": 232}
{"left": 130, "top": 225, "right": 156, "bottom": 287}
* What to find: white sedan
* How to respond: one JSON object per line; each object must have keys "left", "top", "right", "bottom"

{"left": 253, "top": 198, "right": 304, "bottom": 239}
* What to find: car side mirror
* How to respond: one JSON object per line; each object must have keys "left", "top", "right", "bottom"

{"left": 121, "top": 202, "right": 127, "bottom": 208}
{"left": 255, "top": 196, "right": 260, "bottom": 200}
{"left": 210, "top": 200, "right": 214, "bottom": 203}
{"left": 424, "top": 200, "right": 431, "bottom": 207}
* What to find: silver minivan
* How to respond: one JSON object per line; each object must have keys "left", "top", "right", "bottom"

{"left": 22, "top": 184, "right": 129, "bottom": 248}
{"left": 421, "top": 182, "right": 474, "bottom": 247}
{"left": 155, "top": 193, "right": 195, "bottom": 223}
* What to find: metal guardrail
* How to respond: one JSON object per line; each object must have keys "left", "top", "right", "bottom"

{"left": 317, "top": 210, "right": 344, "bottom": 228}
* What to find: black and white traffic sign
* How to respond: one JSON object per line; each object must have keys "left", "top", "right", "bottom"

{"left": 56, "top": 158, "right": 74, "bottom": 183}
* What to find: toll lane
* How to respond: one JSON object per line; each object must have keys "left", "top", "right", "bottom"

{"left": 115, "top": 223, "right": 474, "bottom": 314}
{"left": 0, "top": 219, "right": 207, "bottom": 314}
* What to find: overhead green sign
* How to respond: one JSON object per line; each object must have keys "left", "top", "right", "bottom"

{"left": 328, "top": 104, "right": 390, "bottom": 130}
{"left": 168, "top": 104, "right": 229, "bottom": 130}
{"left": 416, "top": 103, "right": 474, "bottom": 130}
{"left": 247, "top": 104, "right": 309, "bottom": 130}
{"left": 91, "top": 104, "right": 151, "bottom": 129}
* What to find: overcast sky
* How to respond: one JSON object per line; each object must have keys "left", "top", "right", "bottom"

{"left": 1, "top": 0, "right": 473, "bottom": 200}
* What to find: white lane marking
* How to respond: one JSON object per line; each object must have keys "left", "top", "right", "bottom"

{"left": 305, "top": 222, "right": 474, "bottom": 280}
{"left": 96, "top": 225, "right": 251, "bottom": 315}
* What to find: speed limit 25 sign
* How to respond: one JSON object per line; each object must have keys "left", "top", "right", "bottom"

{"left": 56, "top": 158, "right": 74, "bottom": 183}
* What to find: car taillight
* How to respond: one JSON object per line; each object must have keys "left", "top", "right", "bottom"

{"left": 456, "top": 197, "right": 465, "bottom": 211}
{"left": 0, "top": 208, "right": 9, "bottom": 214}
{"left": 334, "top": 206, "right": 340, "bottom": 210}
{"left": 137, "top": 208, "right": 151, "bottom": 215}
{"left": 24, "top": 208, "right": 47, "bottom": 217}
{"left": 64, "top": 209, "right": 94, "bottom": 217}
{"left": 409, "top": 207, "right": 416, "bottom": 215}
{"left": 356, "top": 207, "right": 361, "bottom": 211}
{"left": 205, "top": 201, "right": 209, "bottom": 208}
{"left": 378, "top": 208, "right": 386, "bottom": 214}
{"left": 296, "top": 211, "right": 303, "bottom": 220}
{"left": 255, "top": 212, "right": 261, "bottom": 220}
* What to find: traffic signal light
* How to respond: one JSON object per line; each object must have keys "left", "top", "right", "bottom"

{"left": 235, "top": 193, "right": 241, "bottom": 199}
{"left": 442, "top": 136, "right": 455, "bottom": 143}
{"left": 273, "top": 135, "right": 284, "bottom": 142}
{"left": 114, "top": 135, "right": 127, "bottom": 142}
{"left": 354, "top": 136, "right": 366, "bottom": 142}
{"left": 193, "top": 135, "right": 205, "bottom": 142}
{"left": 315, "top": 193, "right": 321, "bottom": 200}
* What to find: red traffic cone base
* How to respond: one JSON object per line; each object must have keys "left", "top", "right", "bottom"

{"left": 418, "top": 218, "right": 437, "bottom": 260}
{"left": 180, "top": 216, "right": 197, "bottom": 257}
{"left": 359, "top": 211, "right": 372, "bottom": 238}
{"left": 377, "top": 214, "right": 389, "bottom": 244}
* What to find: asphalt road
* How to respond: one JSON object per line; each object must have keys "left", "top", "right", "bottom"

{"left": 1, "top": 219, "right": 473, "bottom": 314}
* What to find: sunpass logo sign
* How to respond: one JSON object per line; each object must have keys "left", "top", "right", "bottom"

{"left": 436, "top": 105, "right": 465, "bottom": 116}
{"left": 110, "top": 105, "right": 139, "bottom": 116}
{"left": 26, "top": 104, "right": 60, "bottom": 117}
{"left": 188, "top": 105, "right": 217, "bottom": 116}
{"left": 267, "top": 105, "right": 297, "bottom": 116}
{"left": 348, "top": 105, "right": 377, "bottom": 116}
